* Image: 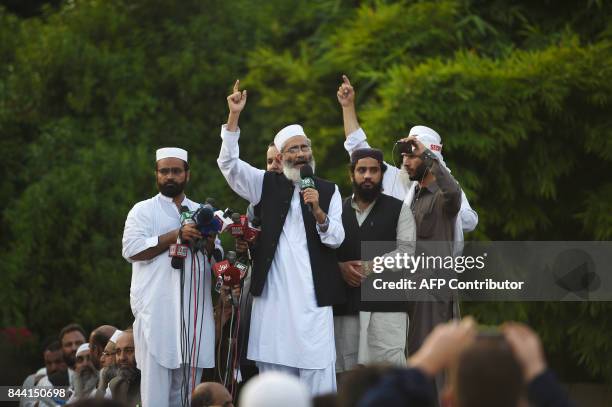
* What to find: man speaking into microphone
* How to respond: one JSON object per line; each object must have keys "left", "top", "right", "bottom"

{"left": 122, "top": 148, "right": 217, "bottom": 407}
{"left": 217, "top": 80, "right": 346, "bottom": 395}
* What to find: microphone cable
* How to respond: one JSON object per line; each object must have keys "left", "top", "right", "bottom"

{"left": 230, "top": 292, "right": 242, "bottom": 400}
{"left": 179, "top": 250, "right": 188, "bottom": 407}
{"left": 194, "top": 249, "right": 206, "bottom": 392}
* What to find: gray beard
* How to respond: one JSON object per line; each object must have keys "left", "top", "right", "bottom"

{"left": 118, "top": 365, "right": 141, "bottom": 383}
{"left": 283, "top": 158, "right": 316, "bottom": 183}
{"left": 74, "top": 366, "right": 99, "bottom": 397}
{"left": 98, "top": 365, "right": 118, "bottom": 390}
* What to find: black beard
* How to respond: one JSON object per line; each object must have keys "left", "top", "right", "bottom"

{"left": 118, "top": 365, "right": 141, "bottom": 383}
{"left": 408, "top": 161, "right": 429, "bottom": 181}
{"left": 353, "top": 179, "right": 383, "bottom": 203}
{"left": 64, "top": 353, "right": 76, "bottom": 369}
{"left": 158, "top": 180, "right": 185, "bottom": 197}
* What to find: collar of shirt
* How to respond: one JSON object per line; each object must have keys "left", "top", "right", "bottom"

{"left": 157, "top": 193, "right": 188, "bottom": 207}
{"left": 350, "top": 194, "right": 378, "bottom": 214}
{"left": 416, "top": 181, "right": 439, "bottom": 196}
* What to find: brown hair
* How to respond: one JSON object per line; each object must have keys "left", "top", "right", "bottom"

{"left": 452, "top": 336, "right": 523, "bottom": 407}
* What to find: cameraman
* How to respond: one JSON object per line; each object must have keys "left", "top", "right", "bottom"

{"left": 122, "top": 148, "right": 220, "bottom": 407}
{"left": 336, "top": 75, "right": 478, "bottom": 256}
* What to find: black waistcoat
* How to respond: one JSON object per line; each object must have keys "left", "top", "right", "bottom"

{"left": 252, "top": 171, "right": 346, "bottom": 307}
{"left": 334, "top": 194, "right": 404, "bottom": 314}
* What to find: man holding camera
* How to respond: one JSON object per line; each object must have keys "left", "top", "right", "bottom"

{"left": 336, "top": 76, "right": 465, "bottom": 402}
{"left": 337, "top": 75, "right": 478, "bottom": 256}
{"left": 122, "top": 148, "right": 217, "bottom": 407}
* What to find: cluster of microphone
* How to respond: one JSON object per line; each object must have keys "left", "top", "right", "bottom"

{"left": 168, "top": 197, "right": 263, "bottom": 306}
{"left": 170, "top": 163, "right": 315, "bottom": 303}
{"left": 213, "top": 214, "right": 261, "bottom": 306}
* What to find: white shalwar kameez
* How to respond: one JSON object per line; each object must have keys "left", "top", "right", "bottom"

{"left": 217, "top": 125, "right": 345, "bottom": 396}
{"left": 122, "top": 193, "right": 215, "bottom": 407}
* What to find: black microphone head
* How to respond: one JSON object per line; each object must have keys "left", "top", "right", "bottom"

{"left": 171, "top": 256, "right": 184, "bottom": 270}
{"left": 205, "top": 197, "right": 216, "bottom": 207}
{"left": 226, "top": 250, "right": 237, "bottom": 264}
{"left": 212, "top": 248, "right": 223, "bottom": 263}
{"left": 231, "top": 213, "right": 242, "bottom": 223}
{"left": 300, "top": 164, "right": 314, "bottom": 179}
{"left": 193, "top": 204, "right": 214, "bottom": 226}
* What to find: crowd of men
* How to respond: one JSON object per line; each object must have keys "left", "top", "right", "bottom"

{"left": 19, "top": 76, "right": 575, "bottom": 406}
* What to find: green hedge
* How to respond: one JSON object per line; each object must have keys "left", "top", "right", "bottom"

{"left": 1, "top": 0, "right": 611, "bottom": 382}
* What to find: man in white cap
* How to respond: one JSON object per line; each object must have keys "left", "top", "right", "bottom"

{"left": 67, "top": 343, "right": 99, "bottom": 402}
{"left": 122, "top": 147, "right": 218, "bottom": 406}
{"left": 96, "top": 329, "right": 123, "bottom": 399}
{"left": 101, "top": 329, "right": 123, "bottom": 368}
{"left": 239, "top": 371, "right": 311, "bottom": 407}
{"left": 218, "top": 80, "right": 346, "bottom": 395}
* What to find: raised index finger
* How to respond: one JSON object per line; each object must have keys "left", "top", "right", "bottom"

{"left": 342, "top": 74, "right": 351, "bottom": 86}
{"left": 233, "top": 79, "right": 240, "bottom": 93}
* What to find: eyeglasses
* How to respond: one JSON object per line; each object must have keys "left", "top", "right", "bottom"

{"left": 115, "top": 347, "right": 135, "bottom": 357}
{"left": 284, "top": 144, "right": 311, "bottom": 154}
{"left": 157, "top": 167, "right": 185, "bottom": 176}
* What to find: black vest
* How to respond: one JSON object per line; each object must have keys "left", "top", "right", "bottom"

{"left": 252, "top": 172, "right": 346, "bottom": 306}
{"left": 334, "top": 194, "right": 404, "bottom": 314}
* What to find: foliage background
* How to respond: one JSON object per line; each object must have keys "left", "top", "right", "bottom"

{"left": 0, "top": 0, "right": 611, "bottom": 384}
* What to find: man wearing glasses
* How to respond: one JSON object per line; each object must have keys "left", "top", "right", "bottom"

{"left": 109, "top": 330, "right": 141, "bottom": 406}
{"left": 122, "top": 148, "right": 217, "bottom": 406}
{"left": 218, "top": 80, "right": 346, "bottom": 395}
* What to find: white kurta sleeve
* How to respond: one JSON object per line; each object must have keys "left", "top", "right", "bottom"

{"left": 459, "top": 190, "right": 478, "bottom": 232}
{"left": 343, "top": 127, "right": 371, "bottom": 156}
{"left": 122, "top": 203, "right": 158, "bottom": 263}
{"left": 316, "top": 185, "right": 345, "bottom": 249}
{"left": 217, "top": 124, "right": 265, "bottom": 205}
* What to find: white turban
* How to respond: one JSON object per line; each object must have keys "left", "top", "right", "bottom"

{"left": 274, "top": 124, "right": 306, "bottom": 152}
{"left": 239, "top": 372, "right": 310, "bottom": 407}
{"left": 109, "top": 330, "right": 123, "bottom": 344}
{"left": 76, "top": 343, "right": 89, "bottom": 356}
{"left": 156, "top": 147, "right": 188, "bottom": 163}
{"left": 403, "top": 124, "right": 451, "bottom": 209}
{"left": 408, "top": 125, "right": 446, "bottom": 168}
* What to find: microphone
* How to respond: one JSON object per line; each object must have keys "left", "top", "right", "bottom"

{"left": 299, "top": 164, "right": 316, "bottom": 212}
{"left": 214, "top": 209, "right": 234, "bottom": 233}
{"left": 213, "top": 251, "right": 238, "bottom": 290}
{"left": 243, "top": 216, "right": 261, "bottom": 244}
{"left": 213, "top": 259, "right": 230, "bottom": 293}
{"left": 213, "top": 251, "right": 243, "bottom": 306}
{"left": 170, "top": 206, "right": 192, "bottom": 269}
{"left": 229, "top": 213, "right": 245, "bottom": 240}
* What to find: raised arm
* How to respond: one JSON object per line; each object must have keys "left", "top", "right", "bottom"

{"left": 337, "top": 75, "right": 406, "bottom": 199}
{"left": 337, "top": 75, "right": 360, "bottom": 138}
{"left": 217, "top": 80, "right": 265, "bottom": 205}
{"left": 338, "top": 75, "right": 371, "bottom": 155}
{"left": 407, "top": 135, "right": 461, "bottom": 217}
